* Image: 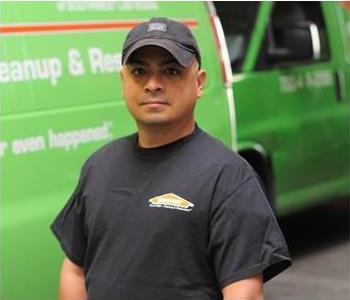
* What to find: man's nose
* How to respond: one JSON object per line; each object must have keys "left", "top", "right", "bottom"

{"left": 144, "top": 74, "right": 164, "bottom": 93}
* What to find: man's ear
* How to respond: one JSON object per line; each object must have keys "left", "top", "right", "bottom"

{"left": 120, "top": 67, "right": 125, "bottom": 97}
{"left": 196, "top": 69, "right": 207, "bottom": 98}
{"left": 120, "top": 66, "right": 125, "bottom": 81}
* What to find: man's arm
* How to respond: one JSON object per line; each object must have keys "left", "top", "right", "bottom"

{"left": 59, "top": 257, "right": 87, "bottom": 300}
{"left": 221, "top": 273, "right": 263, "bottom": 300}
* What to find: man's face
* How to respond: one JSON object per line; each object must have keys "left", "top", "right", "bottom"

{"left": 120, "top": 46, "right": 206, "bottom": 128}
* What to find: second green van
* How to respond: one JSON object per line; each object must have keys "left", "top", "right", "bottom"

{"left": 215, "top": 1, "right": 349, "bottom": 215}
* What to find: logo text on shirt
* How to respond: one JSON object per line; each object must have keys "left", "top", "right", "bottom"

{"left": 149, "top": 193, "right": 194, "bottom": 212}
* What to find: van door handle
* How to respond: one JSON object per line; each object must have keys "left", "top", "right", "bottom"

{"left": 335, "top": 70, "right": 345, "bottom": 102}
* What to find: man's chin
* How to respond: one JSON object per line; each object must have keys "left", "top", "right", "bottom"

{"left": 136, "top": 117, "right": 173, "bottom": 128}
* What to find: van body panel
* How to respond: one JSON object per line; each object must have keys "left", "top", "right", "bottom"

{"left": 224, "top": 2, "right": 349, "bottom": 215}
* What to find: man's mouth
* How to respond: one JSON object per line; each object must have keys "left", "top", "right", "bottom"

{"left": 141, "top": 99, "right": 169, "bottom": 106}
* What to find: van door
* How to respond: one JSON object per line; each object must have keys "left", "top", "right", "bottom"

{"left": 219, "top": 2, "right": 349, "bottom": 214}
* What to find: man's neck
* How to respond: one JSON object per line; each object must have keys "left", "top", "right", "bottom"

{"left": 137, "top": 120, "right": 196, "bottom": 148}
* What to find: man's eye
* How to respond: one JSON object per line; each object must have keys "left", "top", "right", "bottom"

{"left": 165, "top": 68, "right": 180, "bottom": 75}
{"left": 131, "top": 67, "right": 145, "bottom": 75}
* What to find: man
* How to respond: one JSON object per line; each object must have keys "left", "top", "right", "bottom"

{"left": 51, "top": 17, "right": 292, "bottom": 300}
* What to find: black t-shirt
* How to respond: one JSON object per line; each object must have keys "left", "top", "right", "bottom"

{"left": 51, "top": 126, "right": 292, "bottom": 300}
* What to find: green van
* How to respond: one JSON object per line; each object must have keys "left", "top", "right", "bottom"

{"left": 0, "top": 2, "right": 234, "bottom": 299}
{"left": 214, "top": 1, "right": 349, "bottom": 215}
{"left": 0, "top": 1, "right": 349, "bottom": 299}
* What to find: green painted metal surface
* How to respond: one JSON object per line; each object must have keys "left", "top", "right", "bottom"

{"left": 233, "top": 2, "right": 349, "bottom": 215}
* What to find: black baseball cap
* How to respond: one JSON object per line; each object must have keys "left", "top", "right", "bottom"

{"left": 122, "top": 17, "right": 201, "bottom": 68}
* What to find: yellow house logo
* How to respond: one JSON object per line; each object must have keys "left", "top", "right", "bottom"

{"left": 149, "top": 193, "right": 194, "bottom": 212}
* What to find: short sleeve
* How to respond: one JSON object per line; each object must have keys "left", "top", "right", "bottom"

{"left": 207, "top": 176, "right": 292, "bottom": 288}
{"left": 50, "top": 178, "right": 87, "bottom": 267}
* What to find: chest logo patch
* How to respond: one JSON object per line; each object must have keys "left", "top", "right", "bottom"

{"left": 149, "top": 193, "right": 194, "bottom": 212}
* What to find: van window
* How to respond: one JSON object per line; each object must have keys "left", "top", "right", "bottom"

{"left": 256, "top": 2, "right": 330, "bottom": 70}
{"left": 214, "top": 1, "right": 259, "bottom": 73}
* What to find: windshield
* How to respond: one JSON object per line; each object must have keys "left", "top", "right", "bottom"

{"left": 214, "top": 1, "right": 260, "bottom": 73}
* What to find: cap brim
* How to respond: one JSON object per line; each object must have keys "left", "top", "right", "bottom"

{"left": 123, "top": 38, "right": 195, "bottom": 67}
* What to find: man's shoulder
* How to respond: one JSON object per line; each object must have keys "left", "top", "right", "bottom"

{"left": 82, "top": 133, "right": 134, "bottom": 169}
{"left": 195, "top": 128, "right": 256, "bottom": 184}
{"left": 196, "top": 129, "right": 245, "bottom": 166}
